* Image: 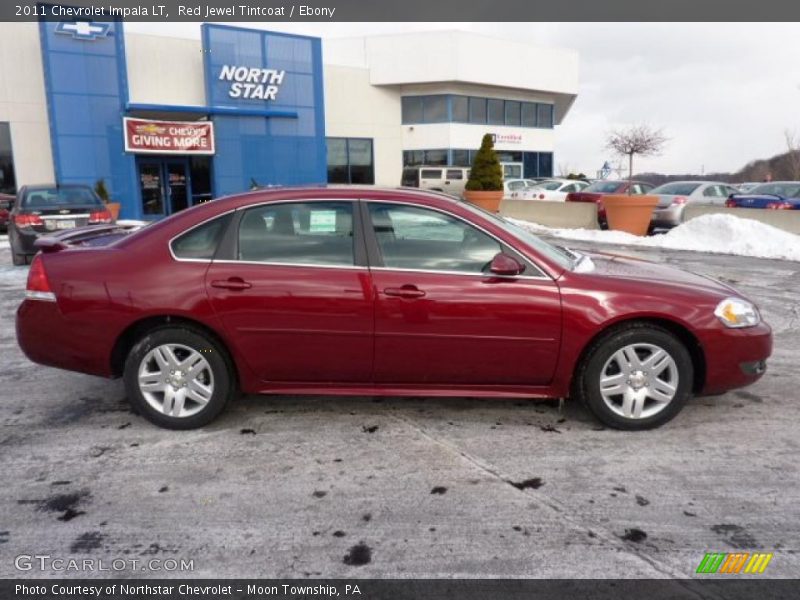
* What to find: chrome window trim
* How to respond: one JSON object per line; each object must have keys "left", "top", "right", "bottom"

{"left": 368, "top": 265, "right": 551, "bottom": 281}
{"left": 211, "top": 259, "right": 366, "bottom": 271}
{"left": 362, "top": 198, "right": 551, "bottom": 280}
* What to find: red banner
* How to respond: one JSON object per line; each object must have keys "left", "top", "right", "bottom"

{"left": 123, "top": 117, "right": 215, "bottom": 155}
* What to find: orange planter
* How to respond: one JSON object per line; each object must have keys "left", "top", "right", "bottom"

{"left": 463, "top": 190, "right": 503, "bottom": 213}
{"left": 105, "top": 202, "right": 121, "bottom": 221}
{"left": 603, "top": 194, "right": 658, "bottom": 236}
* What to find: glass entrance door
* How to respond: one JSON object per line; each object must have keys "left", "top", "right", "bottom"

{"left": 137, "top": 159, "right": 192, "bottom": 218}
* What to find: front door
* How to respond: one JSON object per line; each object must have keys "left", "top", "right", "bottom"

{"left": 137, "top": 159, "right": 191, "bottom": 218}
{"left": 205, "top": 199, "right": 374, "bottom": 383}
{"left": 364, "top": 202, "right": 562, "bottom": 386}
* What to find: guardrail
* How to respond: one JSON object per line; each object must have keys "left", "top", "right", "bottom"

{"left": 682, "top": 205, "right": 800, "bottom": 235}
{"left": 499, "top": 199, "right": 599, "bottom": 230}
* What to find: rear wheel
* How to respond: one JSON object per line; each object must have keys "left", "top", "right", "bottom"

{"left": 574, "top": 324, "right": 693, "bottom": 430}
{"left": 123, "top": 327, "right": 235, "bottom": 429}
{"left": 12, "top": 252, "right": 27, "bottom": 266}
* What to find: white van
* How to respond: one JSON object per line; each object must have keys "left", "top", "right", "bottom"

{"left": 401, "top": 166, "right": 471, "bottom": 196}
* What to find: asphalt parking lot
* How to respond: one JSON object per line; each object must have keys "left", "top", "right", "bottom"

{"left": 0, "top": 236, "right": 798, "bottom": 579}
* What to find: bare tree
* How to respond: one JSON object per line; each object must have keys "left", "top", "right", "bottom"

{"left": 784, "top": 129, "right": 800, "bottom": 181}
{"left": 605, "top": 125, "right": 668, "bottom": 191}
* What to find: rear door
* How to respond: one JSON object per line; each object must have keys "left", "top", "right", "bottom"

{"left": 205, "top": 199, "right": 374, "bottom": 383}
{"left": 364, "top": 201, "right": 562, "bottom": 385}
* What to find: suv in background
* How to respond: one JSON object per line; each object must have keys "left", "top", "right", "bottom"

{"left": 401, "top": 166, "right": 471, "bottom": 196}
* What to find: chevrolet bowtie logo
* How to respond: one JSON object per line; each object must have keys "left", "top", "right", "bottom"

{"left": 55, "top": 21, "right": 111, "bottom": 41}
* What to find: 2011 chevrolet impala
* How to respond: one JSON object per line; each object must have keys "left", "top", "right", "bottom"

{"left": 15, "top": 187, "right": 772, "bottom": 430}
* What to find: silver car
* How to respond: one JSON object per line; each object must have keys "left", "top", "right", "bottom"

{"left": 650, "top": 181, "right": 739, "bottom": 228}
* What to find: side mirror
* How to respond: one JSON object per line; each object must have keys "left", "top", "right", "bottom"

{"left": 489, "top": 253, "right": 525, "bottom": 277}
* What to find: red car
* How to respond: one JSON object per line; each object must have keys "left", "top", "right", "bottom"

{"left": 16, "top": 187, "right": 771, "bottom": 431}
{"left": 566, "top": 180, "right": 655, "bottom": 227}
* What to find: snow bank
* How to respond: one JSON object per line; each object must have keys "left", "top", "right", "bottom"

{"left": 0, "top": 235, "right": 8, "bottom": 250}
{"left": 508, "top": 213, "right": 800, "bottom": 262}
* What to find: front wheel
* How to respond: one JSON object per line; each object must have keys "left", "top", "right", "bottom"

{"left": 574, "top": 324, "right": 693, "bottom": 430}
{"left": 123, "top": 327, "right": 235, "bottom": 429}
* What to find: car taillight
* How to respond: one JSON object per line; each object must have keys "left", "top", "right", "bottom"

{"left": 89, "top": 209, "right": 113, "bottom": 223}
{"left": 766, "top": 202, "right": 792, "bottom": 210}
{"left": 13, "top": 214, "right": 44, "bottom": 228}
{"left": 26, "top": 255, "right": 56, "bottom": 302}
{"left": 539, "top": 194, "right": 545, "bottom": 200}
{"left": 725, "top": 198, "right": 736, "bottom": 208}
{"left": 671, "top": 196, "right": 688, "bottom": 205}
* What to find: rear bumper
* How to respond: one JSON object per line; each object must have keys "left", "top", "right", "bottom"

{"left": 700, "top": 321, "right": 772, "bottom": 395}
{"left": 651, "top": 205, "right": 684, "bottom": 228}
{"left": 16, "top": 298, "right": 112, "bottom": 377}
{"left": 10, "top": 228, "right": 41, "bottom": 255}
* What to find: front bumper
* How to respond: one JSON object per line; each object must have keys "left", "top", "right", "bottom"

{"left": 700, "top": 321, "right": 772, "bottom": 395}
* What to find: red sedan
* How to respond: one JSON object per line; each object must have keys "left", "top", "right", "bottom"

{"left": 566, "top": 180, "right": 655, "bottom": 226}
{"left": 16, "top": 187, "right": 771, "bottom": 430}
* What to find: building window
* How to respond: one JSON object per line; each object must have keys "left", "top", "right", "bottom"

{"left": 487, "top": 99, "right": 504, "bottom": 125}
{"left": 469, "top": 97, "right": 487, "bottom": 124}
{"left": 451, "top": 149, "right": 470, "bottom": 166}
{"left": 537, "top": 103, "right": 554, "bottom": 128}
{"left": 451, "top": 96, "right": 469, "bottom": 123}
{"left": 401, "top": 95, "right": 554, "bottom": 129}
{"left": 0, "top": 123, "right": 16, "bottom": 194}
{"left": 505, "top": 101, "right": 521, "bottom": 127}
{"left": 402, "top": 149, "right": 451, "bottom": 167}
{"left": 327, "top": 138, "right": 374, "bottom": 184}
{"left": 190, "top": 156, "right": 213, "bottom": 205}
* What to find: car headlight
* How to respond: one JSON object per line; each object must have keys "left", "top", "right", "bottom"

{"left": 714, "top": 297, "right": 760, "bottom": 328}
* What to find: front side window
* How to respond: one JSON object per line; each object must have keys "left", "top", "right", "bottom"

{"left": 368, "top": 203, "right": 501, "bottom": 273}
{"left": 238, "top": 202, "right": 354, "bottom": 266}
{"left": 172, "top": 213, "right": 232, "bottom": 260}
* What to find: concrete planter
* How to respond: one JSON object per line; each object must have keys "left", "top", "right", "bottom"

{"left": 604, "top": 194, "right": 658, "bottom": 236}
{"left": 463, "top": 190, "right": 503, "bottom": 213}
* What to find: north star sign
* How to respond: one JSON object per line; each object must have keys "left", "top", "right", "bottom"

{"left": 218, "top": 65, "right": 286, "bottom": 100}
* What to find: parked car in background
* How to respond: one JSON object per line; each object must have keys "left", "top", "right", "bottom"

{"left": 8, "top": 184, "right": 113, "bottom": 265}
{"left": 725, "top": 181, "right": 800, "bottom": 210}
{"left": 0, "top": 193, "right": 14, "bottom": 233}
{"left": 16, "top": 186, "right": 771, "bottom": 431}
{"left": 650, "top": 181, "right": 739, "bottom": 229}
{"left": 736, "top": 182, "right": 761, "bottom": 193}
{"left": 522, "top": 178, "right": 591, "bottom": 202}
{"left": 565, "top": 180, "right": 655, "bottom": 227}
{"left": 401, "top": 166, "right": 470, "bottom": 196}
{"left": 503, "top": 178, "right": 541, "bottom": 199}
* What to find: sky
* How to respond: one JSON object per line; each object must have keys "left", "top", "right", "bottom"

{"left": 127, "top": 22, "right": 800, "bottom": 177}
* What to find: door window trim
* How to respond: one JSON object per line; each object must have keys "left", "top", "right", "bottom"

{"left": 360, "top": 199, "right": 550, "bottom": 280}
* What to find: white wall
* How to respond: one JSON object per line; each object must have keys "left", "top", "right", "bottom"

{"left": 323, "top": 64, "right": 403, "bottom": 187}
{"left": 0, "top": 23, "right": 55, "bottom": 186}
{"left": 126, "top": 34, "right": 206, "bottom": 106}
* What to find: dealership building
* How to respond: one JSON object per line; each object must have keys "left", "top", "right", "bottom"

{"left": 0, "top": 22, "right": 578, "bottom": 219}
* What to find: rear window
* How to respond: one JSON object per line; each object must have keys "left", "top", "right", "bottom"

{"left": 22, "top": 187, "right": 101, "bottom": 208}
{"left": 171, "top": 214, "right": 232, "bottom": 260}
{"left": 749, "top": 183, "right": 800, "bottom": 198}
{"left": 651, "top": 182, "right": 701, "bottom": 196}
{"left": 584, "top": 181, "right": 624, "bottom": 193}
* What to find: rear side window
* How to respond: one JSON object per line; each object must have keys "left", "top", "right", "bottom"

{"left": 420, "top": 169, "right": 442, "bottom": 179}
{"left": 171, "top": 213, "right": 232, "bottom": 260}
{"left": 237, "top": 202, "right": 354, "bottom": 266}
{"left": 446, "top": 169, "right": 464, "bottom": 180}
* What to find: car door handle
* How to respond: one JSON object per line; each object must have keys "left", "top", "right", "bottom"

{"left": 211, "top": 277, "right": 252, "bottom": 291}
{"left": 383, "top": 285, "right": 426, "bottom": 299}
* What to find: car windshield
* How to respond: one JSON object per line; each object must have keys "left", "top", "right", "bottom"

{"left": 22, "top": 187, "right": 101, "bottom": 208}
{"left": 651, "top": 182, "right": 701, "bottom": 195}
{"left": 457, "top": 201, "right": 574, "bottom": 271}
{"left": 748, "top": 183, "right": 800, "bottom": 198}
{"left": 584, "top": 181, "right": 624, "bottom": 193}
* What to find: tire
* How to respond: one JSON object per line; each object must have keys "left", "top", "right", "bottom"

{"left": 123, "top": 326, "right": 235, "bottom": 429}
{"left": 12, "top": 252, "right": 26, "bottom": 266}
{"left": 573, "top": 323, "right": 693, "bottom": 430}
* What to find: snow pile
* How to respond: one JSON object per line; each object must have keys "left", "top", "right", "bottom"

{"left": 0, "top": 264, "right": 28, "bottom": 284}
{"left": 0, "top": 235, "right": 8, "bottom": 250}
{"left": 508, "top": 214, "right": 800, "bottom": 262}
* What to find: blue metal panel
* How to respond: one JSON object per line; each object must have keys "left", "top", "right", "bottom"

{"left": 202, "top": 24, "right": 326, "bottom": 197}
{"left": 39, "top": 16, "right": 138, "bottom": 218}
